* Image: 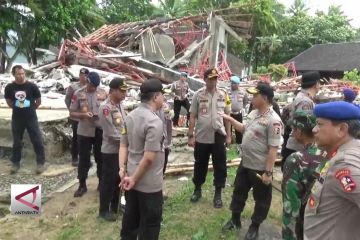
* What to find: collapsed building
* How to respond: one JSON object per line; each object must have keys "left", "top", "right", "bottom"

{"left": 0, "top": 6, "right": 254, "bottom": 163}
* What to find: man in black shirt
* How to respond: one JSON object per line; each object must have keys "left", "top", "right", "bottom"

{"left": 4, "top": 65, "right": 46, "bottom": 174}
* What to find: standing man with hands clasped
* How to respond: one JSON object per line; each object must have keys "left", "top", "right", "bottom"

{"left": 119, "top": 78, "right": 165, "bottom": 240}
{"left": 221, "top": 83, "right": 283, "bottom": 240}
{"left": 187, "top": 68, "right": 232, "bottom": 209}
{"left": 5, "top": 65, "right": 46, "bottom": 174}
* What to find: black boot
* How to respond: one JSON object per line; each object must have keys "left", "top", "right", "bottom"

{"left": 190, "top": 186, "right": 202, "bottom": 202}
{"left": 74, "top": 179, "right": 87, "bottom": 198}
{"left": 98, "top": 211, "right": 117, "bottom": 222}
{"left": 244, "top": 222, "right": 260, "bottom": 240}
{"left": 213, "top": 187, "right": 223, "bottom": 208}
{"left": 222, "top": 212, "right": 241, "bottom": 231}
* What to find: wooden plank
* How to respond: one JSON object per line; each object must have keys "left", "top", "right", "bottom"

{"left": 226, "top": 20, "right": 252, "bottom": 29}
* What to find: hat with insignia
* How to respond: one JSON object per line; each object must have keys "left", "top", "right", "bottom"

{"left": 343, "top": 88, "right": 357, "bottom": 103}
{"left": 87, "top": 72, "right": 101, "bottom": 87}
{"left": 204, "top": 68, "right": 219, "bottom": 79}
{"left": 247, "top": 83, "right": 274, "bottom": 100}
{"left": 230, "top": 76, "right": 241, "bottom": 84}
{"left": 288, "top": 110, "right": 316, "bottom": 131}
{"left": 301, "top": 71, "right": 320, "bottom": 88}
{"left": 79, "top": 68, "right": 89, "bottom": 75}
{"left": 180, "top": 72, "right": 188, "bottom": 77}
{"left": 109, "top": 78, "right": 128, "bottom": 91}
{"left": 314, "top": 101, "right": 360, "bottom": 120}
{"left": 140, "top": 78, "right": 164, "bottom": 94}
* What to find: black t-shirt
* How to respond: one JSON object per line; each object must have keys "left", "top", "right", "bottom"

{"left": 4, "top": 81, "right": 41, "bottom": 120}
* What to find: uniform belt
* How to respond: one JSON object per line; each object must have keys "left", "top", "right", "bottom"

{"left": 231, "top": 111, "right": 241, "bottom": 115}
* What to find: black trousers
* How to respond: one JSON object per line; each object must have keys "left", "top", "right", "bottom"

{"left": 120, "top": 189, "right": 163, "bottom": 240}
{"left": 163, "top": 148, "right": 170, "bottom": 175}
{"left": 230, "top": 164, "right": 272, "bottom": 224}
{"left": 70, "top": 119, "right": 79, "bottom": 160}
{"left": 77, "top": 128, "right": 102, "bottom": 181}
{"left": 172, "top": 99, "right": 190, "bottom": 126}
{"left": 193, "top": 133, "right": 227, "bottom": 188}
{"left": 99, "top": 153, "right": 120, "bottom": 214}
{"left": 11, "top": 117, "right": 45, "bottom": 165}
{"left": 230, "top": 113, "right": 243, "bottom": 144}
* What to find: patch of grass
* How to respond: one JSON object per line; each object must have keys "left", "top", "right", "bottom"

{"left": 54, "top": 221, "right": 82, "bottom": 240}
{"left": 226, "top": 144, "right": 239, "bottom": 160}
{"left": 160, "top": 163, "right": 282, "bottom": 240}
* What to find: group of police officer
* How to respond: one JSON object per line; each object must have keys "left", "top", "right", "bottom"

{"left": 64, "top": 66, "right": 360, "bottom": 240}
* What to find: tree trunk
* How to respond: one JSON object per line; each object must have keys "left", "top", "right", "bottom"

{"left": 0, "top": 34, "right": 7, "bottom": 73}
{"left": 5, "top": 47, "right": 21, "bottom": 73}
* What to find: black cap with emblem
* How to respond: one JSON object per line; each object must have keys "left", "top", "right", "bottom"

{"left": 109, "top": 78, "right": 129, "bottom": 91}
{"left": 79, "top": 68, "right": 89, "bottom": 75}
{"left": 140, "top": 78, "right": 164, "bottom": 94}
{"left": 204, "top": 68, "right": 219, "bottom": 80}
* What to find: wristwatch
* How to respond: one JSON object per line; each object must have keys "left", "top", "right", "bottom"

{"left": 264, "top": 170, "right": 273, "bottom": 177}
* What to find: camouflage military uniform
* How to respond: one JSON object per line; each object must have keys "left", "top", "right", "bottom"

{"left": 282, "top": 144, "right": 326, "bottom": 240}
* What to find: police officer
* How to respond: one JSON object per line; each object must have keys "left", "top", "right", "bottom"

{"left": 221, "top": 83, "right": 283, "bottom": 240}
{"left": 98, "top": 78, "right": 128, "bottom": 221}
{"left": 187, "top": 68, "right": 231, "bottom": 208}
{"left": 283, "top": 71, "right": 321, "bottom": 167}
{"left": 281, "top": 110, "right": 326, "bottom": 240}
{"left": 343, "top": 88, "right": 357, "bottom": 103}
{"left": 171, "top": 72, "right": 190, "bottom": 127}
{"left": 229, "top": 75, "right": 248, "bottom": 151}
{"left": 119, "top": 78, "right": 165, "bottom": 240}
{"left": 70, "top": 72, "right": 107, "bottom": 197}
{"left": 304, "top": 101, "right": 360, "bottom": 240}
{"left": 65, "top": 67, "right": 89, "bottom": 166}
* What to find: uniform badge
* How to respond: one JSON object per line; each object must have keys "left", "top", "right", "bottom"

{"left": 121, "top": 126, "right": 127, "bottom": 134}
{"left": 103, "top": 108, "right": 109, "bottom": 116}
{"left": 335, "top": 169, "right": 356, "bottom": 192}
{"left": 71, "top": 95, "right": 77, "bottom": 103}
{"left": 272, "top": 123, "right": 281, "bottom": 135}
{"left": 115, "top": 118, "right": 121, "bottom": 125}
{"left": 308, "top": 196, "right": 316, "bottom": 208}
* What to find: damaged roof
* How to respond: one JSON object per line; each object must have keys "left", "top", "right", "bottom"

{"left": 287, "top": 42, "right": 360, "bottom": 72}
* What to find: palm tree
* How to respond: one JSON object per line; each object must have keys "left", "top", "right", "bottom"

{"left": 288, "top": 0, "right": 309, "bottom": 16}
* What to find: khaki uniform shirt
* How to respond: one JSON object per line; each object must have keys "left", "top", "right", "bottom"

{"left": 171, "top": 80, "right": 189, "bottom": 100}
{"left": 190, "top": 87, "right": 231, "bottom": 144}
{"left": 156, "top": 101, "right": 173, "bottom": 148}
{"left": 287, "top": 90, "right": 315, "bottom": 151}
{"left": 304, "top": 139, "right": 360, "bottom": 240}
{"left": 65, "top": 82, "right": 85, "bottom": 121}
{"left": 98, "top": 98, "right": 126, "bottom": 154}
{"left": 70, "top": 86, "right": 107, "bottom": 137}
{"left": 230, "top": 89, "right": 248, "bottom": 113}
{"left": 241, "top": 108, "right": 283, "bottom": 171}
{"left": 120, "top": 103, "right": 165, "bottom": 193}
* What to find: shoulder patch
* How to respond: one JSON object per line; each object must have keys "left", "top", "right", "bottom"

{"left": 335, "top": 168, "right": 356, "bottom": 192}
{"left": 103, "top": 107, "right": 110, "bottom": 117}
{"left": 71, "top": 95, "right": 77, "bottom": 103}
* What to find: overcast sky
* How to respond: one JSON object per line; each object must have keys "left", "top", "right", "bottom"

{"left": 278, "top": 0, "right": 360, "bottom": 27}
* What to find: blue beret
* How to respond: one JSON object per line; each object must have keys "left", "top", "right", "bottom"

{"left": 88, "top": 72, "right": 100, "bottom": 87}
{"left": 230, "top": 76, "right": 240, "bottom": 84}
{"left": 343, "top": 88, "right": 357, "bottom": 103}
{"left": 314, "top": 101, "right": 360, "bottom": 120}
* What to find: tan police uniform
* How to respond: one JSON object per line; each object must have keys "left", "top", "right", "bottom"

{"left": 241, "top": 108, "right": 283, "bottom": 171}
{"left": 70, "top": 86, "right": 107, "bottom": 181}
{"left": 229, "top": 108, "right": 283, "bottom": 227}
{"left": 230, "top": 88, "right": 248, "bottom": 144}
{"left": 121, "top": 103, "right": 165, "bottom": 193}
{"left": 286, "top": 90, "right": 315, "bottom": 151}
{"left": 156, "top": 101, "right": 173, "bottom": 175}
{"left": 304, "top": 139, "right": 360, "bottom": 240}
{"left": 98, "top": 97, "right": 126, "bottom": 215}
{"left": 65, "top": 82, "right": 85, "bottom": 162}
{"left": 190, "top": 86, "right": 231, "bottom": 188}
{"left": 171, "top": 80, "right": 190, "bottom": 126}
